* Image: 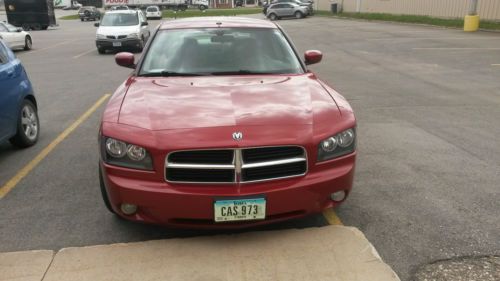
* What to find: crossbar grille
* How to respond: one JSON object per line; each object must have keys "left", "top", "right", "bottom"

{"left": 166, "top": 146, "right": 307, "bottom": 183}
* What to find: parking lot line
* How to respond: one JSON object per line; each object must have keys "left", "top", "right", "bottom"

{"left": 322, "top": 208, "right": 344, "bottom": 225}
{"left": 0, "top": 94, "right": 110, "bottom": 199}
{"left": 413, "top": 47, "right": 500, "bottom": 50}
{"left": 27, "top": 39, "right": 79, "bottom": 54}
{"left": 73, "top": 49, "right": 96, "bottom": 59}
{"left": 369, "top": 37, "right": 500, "bottom": 41}
{"left": 492, "top": 64, "right": 500, "bottom": 66}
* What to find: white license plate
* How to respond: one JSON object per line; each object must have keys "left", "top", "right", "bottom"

{"left": 214, "top": 198, "right": 266, "bottom": 222}
{"left": 112, "top": 42, "right": 122, "bottom": 47}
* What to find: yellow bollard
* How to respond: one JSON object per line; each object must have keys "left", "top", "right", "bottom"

{"left": 464, "top": 15, "right": 480, "bottom": 32}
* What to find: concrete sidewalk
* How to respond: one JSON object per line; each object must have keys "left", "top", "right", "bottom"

{"left": 0, "top": 226, "right": 400, "bottom": 281}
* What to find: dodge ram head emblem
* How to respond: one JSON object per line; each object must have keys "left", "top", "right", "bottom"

{"left": 232, "top": 132, "right": 243, "bottom": 141}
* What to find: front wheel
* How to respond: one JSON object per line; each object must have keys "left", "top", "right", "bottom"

{"left": 97, "top": 47, "right": 106, "bottom": 54}
{"left": 294, "top": 11, "right": 303, "bottom": 19}
{"left": 21, "top": 23, "right": 30, "bottom": 31}
{"left": 24, "top": 36, "right": 32, "bottom": 50}
{"left": 199, "top": 5, "right": 207, "bottom": 10}
{"left": 269, "top": 13, "right": 278, "bottom": 20}
{"left": 9, "top": 100, "right": 39, "bottom": 148}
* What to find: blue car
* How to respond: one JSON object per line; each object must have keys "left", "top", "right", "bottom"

{"left": 0, "top": 39, "right": 39, "bottom": 148}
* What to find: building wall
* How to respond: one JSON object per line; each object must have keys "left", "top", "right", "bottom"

{"left": 317, "top": 0, "right": 500, "bottom": 21}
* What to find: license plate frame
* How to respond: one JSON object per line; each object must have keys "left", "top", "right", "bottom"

{"left": 214, "top": 198, "right": 266, "bottom": 223}
{"left": 112, "top": 41, "right": 122, "bottom": 47}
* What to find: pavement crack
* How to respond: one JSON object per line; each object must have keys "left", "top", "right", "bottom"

{"left": 40, "top": 251, "right": 57, "bottom": 281}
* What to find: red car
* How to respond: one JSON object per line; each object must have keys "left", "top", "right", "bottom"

{"left": 99, "top": 17, "right": 356, "bottom": 228}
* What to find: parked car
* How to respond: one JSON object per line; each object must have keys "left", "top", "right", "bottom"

{"left": 94, "top": 10, "right": 150, "bottom": 54}
{"left": 272, "top": 0, "right": 313, "bottom": 15}
{"left": 79, "top": 6, "right": 101, "bottom": 21}
{"left": 267, "top": 3, "right": 308, "bottom": 20}
{"left": 0, "top": 22, "right": 32, "bottom": 51}
{"left": 4, "top": 0, "right": 56, "bottom": 31}
{"left": 263, "top": 0, "right": 312, "bottom": 15}
{"left": 145, "top": 6, "right": 162, "bottom": 20}
{"left": 0, "top": 39, "right": 39, "bottom": 148}
{"left": 98, "top": 17, "right": 356, "bottom": 228}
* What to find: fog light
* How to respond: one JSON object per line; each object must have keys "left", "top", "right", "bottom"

{"left": 120, "top": 203, "right": 137, "bottom": 215}
{"left": 330, "top": 190, "right": 346, "bottom": 202}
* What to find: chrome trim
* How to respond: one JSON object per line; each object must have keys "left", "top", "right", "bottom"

{"left": 242, "top": 157, "right": 306, "bottom": 169}
{"left": 166, "top": 163, "right": 234, "bottom": 169}
{"left": 164, "top": 145, "right": 308, "bottom": 184}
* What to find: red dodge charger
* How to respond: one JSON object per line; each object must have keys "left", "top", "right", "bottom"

{"left": 98, "top": 17, "right": 356, "bottom": 228}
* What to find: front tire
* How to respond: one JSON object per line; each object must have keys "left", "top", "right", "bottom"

{"left": 24, "top": 36, "right": 32, "bottom": 50}
{"left": 269, "top": 13, "right": 278, "bottom": 20}
{"left": 97, "top": 47, "right": 106, "bottom": 54}
{"left": 295, "top": 11, "right": 303, "bottom": 19}
{"left": 9, "top": 99, "right": 39, "bottom": 148}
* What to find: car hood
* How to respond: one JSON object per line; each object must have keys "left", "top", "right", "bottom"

{"left": 117, "top": 74, "right": 338, "bottom": 130}
{"left": 97, "top": 25, "right": 138, "bottom": 36}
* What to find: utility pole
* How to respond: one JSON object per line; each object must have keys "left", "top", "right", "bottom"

{"left": 356, "top": 0, "right": 362, "bottom": 13}
{"left": 464, "top": 0, "right": 480, "bottom": 32}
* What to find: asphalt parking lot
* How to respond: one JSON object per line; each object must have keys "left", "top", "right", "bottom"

{"left": 0, "top": 12, "right": 499, "bottom": 281}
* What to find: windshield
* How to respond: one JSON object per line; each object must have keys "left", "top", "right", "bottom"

{"left": 140, "top": 28, "right": 303, "bottom": 76}
{"left": 101, "top": 13, "right": 138, "bottom": 26}
{"left": 146, "top": 7, "right": 158, "bottom": 11}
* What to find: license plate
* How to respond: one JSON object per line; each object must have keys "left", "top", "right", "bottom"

{"left": 112, "top": 42, "right": 122, "bottom": 47}
{"left": 214, "top": 198, "right": 266, "bottom": 222}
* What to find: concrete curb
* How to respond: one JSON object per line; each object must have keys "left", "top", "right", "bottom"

{"left": 1, "top": 226, "right": 400, "bottom": 281}
{"left": 0, "top": 250, "right": 54, "bottom": 281}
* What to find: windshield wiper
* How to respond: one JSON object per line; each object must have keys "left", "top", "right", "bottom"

{"left": 140, "top": 71, "right": 208, "bottom": 77}
{"left": 210, "top": 70, "right": 281, "bottom": 75}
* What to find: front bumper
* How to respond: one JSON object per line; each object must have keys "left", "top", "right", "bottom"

{"left": 95, "top": 38, "right": 141, "bottom": 50}
{"left": 100, "top": 152, "right": 356, "bottom": 228}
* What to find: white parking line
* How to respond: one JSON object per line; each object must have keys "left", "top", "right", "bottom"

{"left": 73, "top": 49, "right": 96, "bottom": 59}
{"left": 413, "top": 47, "right": 500, "bottom": 50}
{"left": 27, "top": 39, "right": 78, "bottom": 54}
{"left": 369, "top": 37, "right": 500, "bottom": 41}
{"left": 492, "top": 64, "right": 500, "bottom": 66}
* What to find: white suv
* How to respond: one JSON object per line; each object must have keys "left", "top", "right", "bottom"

{"left": 145, "top": 6, "right": 162, "bottom": 20}
{"left": 94, "top": 10, "right": 150, "bottom": 54}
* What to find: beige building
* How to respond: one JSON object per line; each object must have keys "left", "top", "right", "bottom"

{"left": 317, "top": 0, "right": 500, "bottom": 21}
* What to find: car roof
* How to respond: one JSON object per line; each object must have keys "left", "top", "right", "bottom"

{"left": 105, "top": 10, "right": 137, "bottom": 14}
{"left": 158, "top": 17, "right": 277, "bottom": 30}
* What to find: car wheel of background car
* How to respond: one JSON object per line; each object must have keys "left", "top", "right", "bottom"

{"left": 99, "top": 166, "right": 116, "bottom": 215}
{"left": 269, "top": 13, "right": 277, "bottom": 20}
{"left": 97, "top": 47, "right": 106, "bottom": 54}
{"left": 295, "top": 11, "right": 303, "bottom": 19}
{"left": 199, "top": 5, "right": 206, "bottom": 10}
{"left": 9, "top": 99, "right": 39, "bottom": 148}
{"left": 180, "top": 5, "right": 187, "bottom": 11}
{"left": 42, "top": 25, "right": 48, "bottom": 30}
{"left": 32, "top": 23, "right": 41, "bottom": 30}
{"left": 22, "top": 23, "right": 30, "bottom": 31}
{"left": 24, "top": 36, "right": 32, "bottom": 50}
{"left": 81, "top": 18, "right": 84, "bottom": 21}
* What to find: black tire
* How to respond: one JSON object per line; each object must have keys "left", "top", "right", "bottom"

{"left": 22, "top": 23, "right": 30, "bottom": 31}
{"left": 199, "top": 5, "right": 207, "bottom": 10}
{"left": 136, "top": 36, "right": 145, "bottom": 53}
{"left": 42, "top": 25, "right": 49, "bottom": 30}
{"left": 294, "top": 11, "right": 303, "bottom": 19}
{"left": 81, "top": 18, "right": 84, "bottom": 21}
{"left": 180, "top": 5, "right": 187, "bottom": 11}
{"left": 99, "top": 165, "right": 116, "bottom": 214}
{"left": 24, "top": 36, "right": 32, "bottom": 50}
{"left": 97, "top": 47, "right": 106, "bottom": 54}
{"left": 9, "top": 99, "right": 39, "bottom": 148}
{"left": 32, "top": 23, "right": 41, "bottom": 30}
{"left": 269, "top": 13, "right": 278, "bottom": 20}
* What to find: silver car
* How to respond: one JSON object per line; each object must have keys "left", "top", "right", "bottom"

{"left": 266, "top": 3, "right": 308, "bottom": 20}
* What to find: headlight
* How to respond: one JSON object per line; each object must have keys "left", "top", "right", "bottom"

{"left": 127, "top": 33, "right": 139, "bottom": 38}
{"left": 96, "top": 33, "right": 106, "bottom": 39}
{"left": 317, "top": 128, "right": 356, "bottom": 162}
{"left": 101, "top": 137, "right": 153, "bottom": 170}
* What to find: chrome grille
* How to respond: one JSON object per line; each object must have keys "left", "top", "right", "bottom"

{"left": 165, "top": 146, "right": 307, "bottom": 183}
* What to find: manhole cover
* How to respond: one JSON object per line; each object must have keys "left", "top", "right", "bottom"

{"left": 414, "top": 256, "right": 500, "bottom": 281}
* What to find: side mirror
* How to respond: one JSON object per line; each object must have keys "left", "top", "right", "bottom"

{"left": 115, "top": 52, "right": 136, "bottom": 69}
{"left": 94, "top": 22, "right": 99, "bottom": 27}
{"left": 141, "top": 21, "right": 148, "bottom": 26}
{"left": 304, "top": 50, "right": 322, "bottom": 65}
{"left": 16, "top": 28, "right": 23, "bottom": 32}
